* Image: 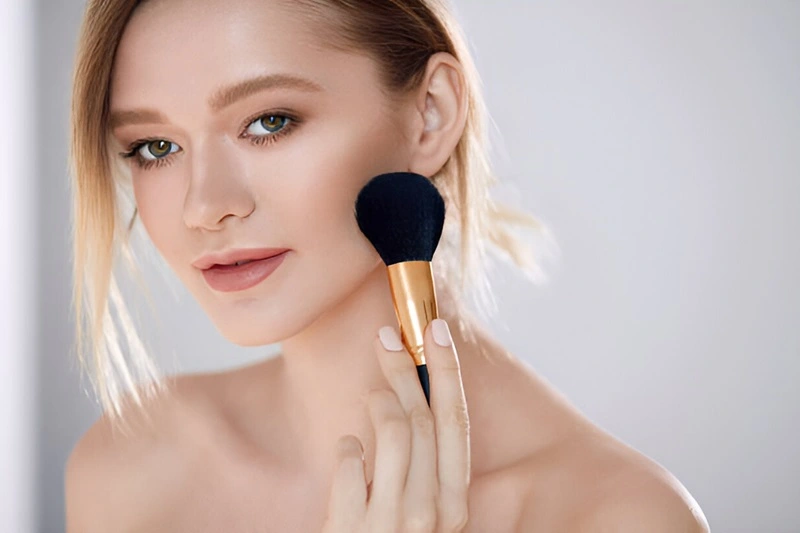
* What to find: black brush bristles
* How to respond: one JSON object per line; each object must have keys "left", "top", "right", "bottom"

{"left": 354, "top": 172, "right": 446, "bottom": 266}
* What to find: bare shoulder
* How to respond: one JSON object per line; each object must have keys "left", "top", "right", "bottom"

{"left": 461, "top": 331, "right": 709, "bottom": 532}
{"left": 64, "top": 373, "right": 218, "bottom": 532}
{"left": 513, "top": 428, "right": 710, "bottom": 532}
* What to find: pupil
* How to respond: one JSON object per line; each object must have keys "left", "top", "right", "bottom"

{"left": 151, "top": 140, "right": 169, "bottom": 157}
{"left": 262, "top": 116, "right": 283, "bottom": 131}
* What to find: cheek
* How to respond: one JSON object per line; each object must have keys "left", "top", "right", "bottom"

{"left": 272, "top": 118, "right": 407, "bottom": 256}
{"left": 132, "top": 174, "right": 186, "bottom": 265}
{"left": 133, "top": 178, "right": 160, "bottom": 240}
{"left": 272, "top": 168, "right": 373, "bottom": 274}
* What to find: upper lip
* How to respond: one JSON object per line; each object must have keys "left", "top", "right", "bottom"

{"left": 192, "top": 247, "right": 290, "bottom": 270}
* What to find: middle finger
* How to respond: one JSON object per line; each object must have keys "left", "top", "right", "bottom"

{"left": 376, "top": 326, "right": 439, "bottom": 527}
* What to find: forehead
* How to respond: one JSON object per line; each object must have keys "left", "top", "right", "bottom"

{"left": 109, "top": 0, "right": 375, "bottom": 110}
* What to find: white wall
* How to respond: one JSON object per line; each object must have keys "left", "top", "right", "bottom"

{"left": 35, "top": 1, "right": 800, "bottom": 532}
{"left": 452, "top": 3, "right": 799, "bottom": 531}
{"left": 0, "top": 0, "right": 36, "bottom": 531}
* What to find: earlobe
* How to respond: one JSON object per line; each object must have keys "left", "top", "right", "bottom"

{"left": 407, "top": 53, "right": 468, "bottom": 178}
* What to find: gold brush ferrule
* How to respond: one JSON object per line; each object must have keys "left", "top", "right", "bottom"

{"left": 386, "top": 261, "right": 439, "bottom": 366}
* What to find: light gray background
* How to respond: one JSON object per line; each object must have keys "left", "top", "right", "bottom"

{"left": 4, "top": 1, "right": 798, "bottom": 532}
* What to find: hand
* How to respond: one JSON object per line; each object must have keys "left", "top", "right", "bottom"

{"left": 322, "top": 318, "right": 471, "bottom": 533}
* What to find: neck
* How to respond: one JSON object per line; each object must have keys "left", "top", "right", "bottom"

{"left": 269, "top": 262, "right": 472, "bottom": 480}
{"left": 280, "top": 263, "right": 397, "bottom": 434}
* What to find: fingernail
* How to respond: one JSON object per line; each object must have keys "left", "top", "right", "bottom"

{"left": 379, "top": 326, "right": 404, "bottom": 351}
{"left": 431, "top": 319, "right": 452, "bottom": 347}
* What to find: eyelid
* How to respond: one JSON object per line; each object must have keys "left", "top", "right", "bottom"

{"left": 119, "top": 108, "right": 299, "bottom": 150}
{"left": 122, "top": 135, "right": 164, "bottom": 153}
{"left": 238, "top": 108, "right": 300, "bottom": 137}
{"left": 118, "top": 109, "right": 299, "bottom": 170}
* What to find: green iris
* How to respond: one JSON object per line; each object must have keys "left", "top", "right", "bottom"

{"left": 260, "top": 115, "right": 286, "bottom": 132}
{"left": 147, "top": 140, "right": 172, "bottom": 158}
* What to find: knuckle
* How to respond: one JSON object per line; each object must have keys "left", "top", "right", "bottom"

{"left": 379, "top": 417, "right": 410, "bottom": 442}
{"left": 447, "top": 404, "right": 470, "bottom": 433}
{"left": 368, "top": 389, "right": 401, "bottom": 415}
{"left": 409, "top": 407, "right": 435, "bottom": 436}
{"left": 441, "top": 501, "right": 469, "bottom": 532}
{"left": 368, "top": 388, "right": 395, "bottom": 405}
{"left": 387, "top": 362, "right": 414, "bottom": 381}
{"left": 438, "top": 360, "right": 462, "bottom": 375}
{"left": 405, "top": 507, "right": 437, "bottom": 532}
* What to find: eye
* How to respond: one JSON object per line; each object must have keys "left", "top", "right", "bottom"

{"left": 137, "top": 139, "right": 180, "bottom": 161}
{"left": 119, "top": 112, "right": 297, "bottom": 171}
{"left": 245, "top": 115, "right": 291, "bottom": 137}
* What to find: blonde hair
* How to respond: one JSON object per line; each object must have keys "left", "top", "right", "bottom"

{"left": 70, "top": 0, "right": 555, "bottom": 431}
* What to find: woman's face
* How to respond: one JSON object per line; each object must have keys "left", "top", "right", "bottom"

{"left": 109, "top": 0, "right": 413, "bottom": 346}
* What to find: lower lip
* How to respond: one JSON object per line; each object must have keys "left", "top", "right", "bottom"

{"left": 201, "top": 251, "right": 289, "bottom": 292}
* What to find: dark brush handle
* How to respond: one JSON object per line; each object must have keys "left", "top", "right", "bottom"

{"left": 416, "top": 364, "right": 430, "bottom": 406}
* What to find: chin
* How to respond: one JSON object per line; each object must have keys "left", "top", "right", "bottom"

{"left": 210, "top": 314, "right": 304, "bottom": 347}
{"left": 221, "top": 328, "right": 284, "bottom": 347}
{"left": 205, "top": 299, "right": 314, "bottom": 347}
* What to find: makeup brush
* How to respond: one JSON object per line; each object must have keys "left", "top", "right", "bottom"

{"left": 354, "top": 171, "right": 446, "bottom": 406}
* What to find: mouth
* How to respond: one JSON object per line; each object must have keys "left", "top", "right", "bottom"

{"left": 201, "top": 250, "right": 290, "bottom": 293}
{"left": 193, "top": 247, "right": 291, "bottom": 271}
{"left": 208, "top": 257, "right": 270, "bottom": 269}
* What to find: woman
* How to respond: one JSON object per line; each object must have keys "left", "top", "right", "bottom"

{"left": 65, "top": 0, "right": 709, "bottom": 531}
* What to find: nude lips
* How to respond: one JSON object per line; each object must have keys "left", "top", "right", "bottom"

{"left": 201, "top": 251, "right": 288, "bottom": 292}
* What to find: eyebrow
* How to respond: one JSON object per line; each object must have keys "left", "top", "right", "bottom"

{"left": 108, "top": 73, "right": 324, "bottom": 130}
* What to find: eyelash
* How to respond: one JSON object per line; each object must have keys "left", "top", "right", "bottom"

{"left": 119, "top": 111, "right": 299, "bottom": 171}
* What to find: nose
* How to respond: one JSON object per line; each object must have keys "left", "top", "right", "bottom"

{"left": 182, "top": 136, "right": 255, "bottom": 230}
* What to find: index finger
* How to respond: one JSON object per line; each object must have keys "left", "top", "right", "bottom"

{"left": 425, "top": 319, "right": 471, "bottom": 523}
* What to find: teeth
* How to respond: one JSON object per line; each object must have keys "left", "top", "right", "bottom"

{"left": 234, "top": 260, "right": 252, "bottom": 266}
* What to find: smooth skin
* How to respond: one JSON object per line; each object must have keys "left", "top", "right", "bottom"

{"left": 65, "top": 0, "right": 709, "bottom": 531}
{"left": 323, "top": 320, "right": 469, "bottom": 532}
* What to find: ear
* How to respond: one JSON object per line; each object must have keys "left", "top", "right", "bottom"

{"left": 405, "top": 52, "right": 468, "bottom": 178}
